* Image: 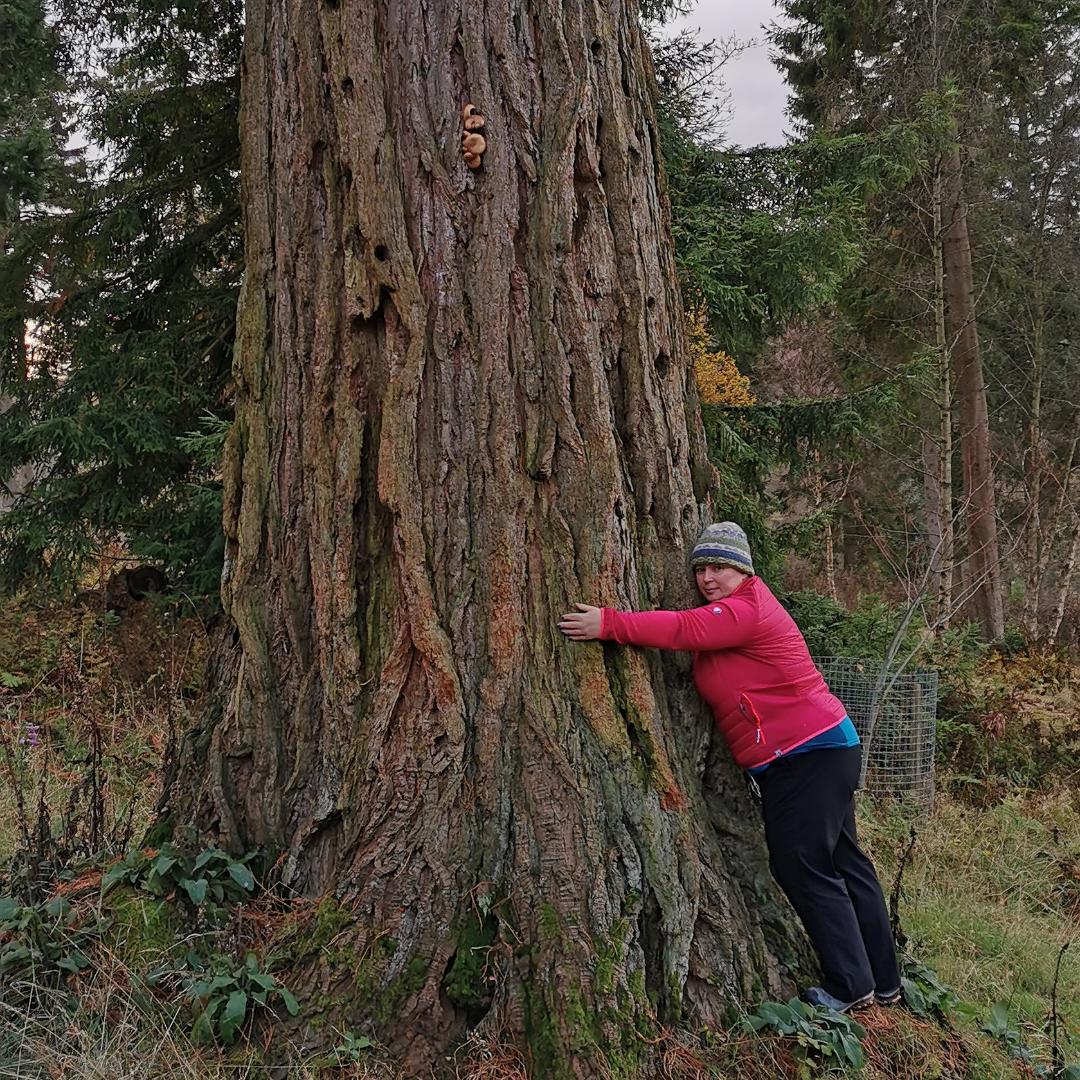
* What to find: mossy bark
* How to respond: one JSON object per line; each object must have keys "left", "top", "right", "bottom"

{"left": 162, "top": 0, "right": 813, "bottom": 1073}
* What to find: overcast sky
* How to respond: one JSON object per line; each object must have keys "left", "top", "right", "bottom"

{"left": 658, "top": 0, "right": 794, "bottom": 148}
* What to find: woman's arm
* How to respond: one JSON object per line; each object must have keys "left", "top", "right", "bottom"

{"left": 558, "top": 599, "right": 756, "bottom": 650}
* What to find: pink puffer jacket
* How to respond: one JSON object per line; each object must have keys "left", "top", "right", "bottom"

{"left": 600, "top": 575, "right": 846, "bottom": 769}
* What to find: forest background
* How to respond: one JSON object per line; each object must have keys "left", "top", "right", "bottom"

{"left": 0, "top": 0, "right": 1079, "bottom": 1077}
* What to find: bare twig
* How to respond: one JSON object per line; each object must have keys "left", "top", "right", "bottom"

{"left": 1050, "top": 939, "right": 1072, "bottom": 1078}
{"left": 889, "top": 826, "right": 918, "bottom": 952}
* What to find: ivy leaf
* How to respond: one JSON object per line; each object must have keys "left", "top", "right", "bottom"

{"left": 0, "top": 943, "right": 32, "bottom": 971}
{"left": 180, "top": 878, "right": 208, "bottom": 906}
{"left": 101, "top": 863, "right": 130, "bottom": 893}
{"left": 984, "top": 1001, "right": 1010, "bottom": 1037}
{"left": 194, "top": 848, "right": 227, "bottom": 870}
{"left": 152, "top": 853, "right": 178, "bottom": 877}
{"left": 56, "top": 951, "right": 90, "bottom": 973}
{"left": 226, "top": 862, "right": 255, "bottom": 892}
{"left": 192, "top": 996, "right": 223, "bottom": 1045}
{"left": 840, "top": 1032, "right": 865, "bottom": 1067}
{"left": 219, "top": 989, "right": 248, "bottom": 1043}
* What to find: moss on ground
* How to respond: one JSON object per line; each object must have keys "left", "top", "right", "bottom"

{"left": 105, "top": 886, "right": 188, "bottom": 967}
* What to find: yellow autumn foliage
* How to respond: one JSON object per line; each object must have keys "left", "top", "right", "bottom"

{"left": 688, "top": 303, "right": 755, "bottom": 406}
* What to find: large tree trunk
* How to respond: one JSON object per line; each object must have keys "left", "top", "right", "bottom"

{"left": 941, "top": 137, "right": 1004, "bottom": 640}
{"left": 162, "top": 0, "right": 809, "bottom": 1074}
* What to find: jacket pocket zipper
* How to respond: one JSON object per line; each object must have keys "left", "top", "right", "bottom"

{"left": 739, "top": 693, "right": 766, "bottom": 744}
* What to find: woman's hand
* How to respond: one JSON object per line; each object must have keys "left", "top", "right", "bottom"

{"left": 558, "top": 604, "right": 603, "bottom": 641}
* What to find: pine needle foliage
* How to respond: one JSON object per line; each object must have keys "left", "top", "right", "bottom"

{"left": 701, "top": 378, "right": 902, "bottom": 577}
{"left": 649, "top": 25, "right": 943, "bottom": 574}
{"left": 0, "top": 0, "right": 241, "bottom": 598}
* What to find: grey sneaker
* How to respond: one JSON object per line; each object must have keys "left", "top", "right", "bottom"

{"left": 803, "top": 986, "right": 875, "bottom": 1013}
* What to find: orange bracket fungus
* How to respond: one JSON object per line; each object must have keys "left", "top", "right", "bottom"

{"left": 462, "top": 103, "right": 486, "bottom": 169}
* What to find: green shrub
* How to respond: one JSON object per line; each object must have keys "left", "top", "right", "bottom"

{"left": 780, "top": 589, "right": 921, "bottom": 660}
{"left": 0, "top": 894, "right": 106, "bottom": 985}
{"left": 743, "top": 996, "right": 866, "bottom": 1071}
{"left": 900, "top": 956, "right": 958, "bottom": 1020}
{"left": 182, "top": 950, "right": 299, "bottom": 1045}
{"left": 103, "top": 844, "right": 256, "bottom": 913}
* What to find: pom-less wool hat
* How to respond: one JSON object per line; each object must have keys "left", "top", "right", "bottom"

{"left": 691, "top": 521, "right": 754, "bottom": 575}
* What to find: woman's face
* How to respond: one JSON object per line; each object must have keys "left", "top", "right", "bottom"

{"left": 695, "top": 563, "right": 748, "bottom": 602}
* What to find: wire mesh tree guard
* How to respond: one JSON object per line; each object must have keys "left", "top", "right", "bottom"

{"left": 814, "top": 656, "right": 938, "bottom": 811}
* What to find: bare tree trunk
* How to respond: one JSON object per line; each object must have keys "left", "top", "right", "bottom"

{"left": 810, "top": 449, "right": 838, "bottom": 601}
{"left": 161, "top": 1, "right": 810, "bottom": 1074}
{"left": 922, "top": 429, "right": 944, "bottom": 603}
{"left": 1048, "top": 514, "right": 1080, "bottom": 644}
{"left": 1021, "top": 295, "right": 1044, "bottom": 638}
{"left": 941, "top": 137, "right": 1004, "bottom": 640}
{"left": 1033, "top": 416, "right": 1080, "bottom": 602}
{"left": 932, "top": 159, "right": 955, "bottom": 623}
{"left": 922, "top": 157, "right": 955, "bottom": 628}
{"left": 1017, "top": 106, "right": 1046, "bottom": 640}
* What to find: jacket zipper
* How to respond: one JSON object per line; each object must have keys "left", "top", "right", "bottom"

{"left": 739, "top": 693, "right": 766, "bottom": 744}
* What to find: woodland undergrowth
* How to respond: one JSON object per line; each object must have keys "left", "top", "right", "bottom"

{"left": 1, "top": 592, "right": 1077, "bottom": 1079}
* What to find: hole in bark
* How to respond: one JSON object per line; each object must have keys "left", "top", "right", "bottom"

{"left": 655, "top": 350, "right": 670, "bottom": 378}
{"left": 374, "top": 244, "right": 389, "bottom": 262}
{"left": 341, "top": 76, "right": 354, "bottom": 95}
{"left": 351, "top": 285, "right": 390, "bottom": 330}
{"left": 638, "top": 885, "right": 664, "bottom": 1008}
{"left": 440, "top": 908, "right": 499, "bottom": 1028}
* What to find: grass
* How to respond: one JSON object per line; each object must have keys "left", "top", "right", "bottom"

{"left": 2, "top": 592, "right": 1079, "bottom": 1077}
{"left": 860, "top": 787, "right": 1080, "bottom": 1067}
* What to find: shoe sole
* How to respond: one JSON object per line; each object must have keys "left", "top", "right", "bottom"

{"left": 805, "top": 990, "right": 875, "bottom": 1013}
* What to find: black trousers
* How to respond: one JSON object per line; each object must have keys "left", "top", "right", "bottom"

{"left": 756, "top": 745, "right": 901, "bottom": 1001}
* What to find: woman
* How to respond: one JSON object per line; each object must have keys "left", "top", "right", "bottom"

{"left": 557, "top": 521, "right": 901, "bottom": 1013}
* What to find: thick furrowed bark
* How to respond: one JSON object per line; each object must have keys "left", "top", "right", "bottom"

{"left": 162, "top": 0, "right": 813, "bottom": 1073}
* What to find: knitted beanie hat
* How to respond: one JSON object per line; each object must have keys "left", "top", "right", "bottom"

{"left": 691, "top": 521, "right": 754, "bottom": 575}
